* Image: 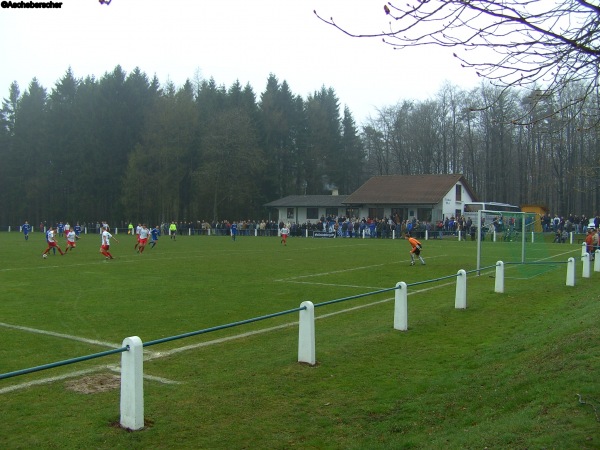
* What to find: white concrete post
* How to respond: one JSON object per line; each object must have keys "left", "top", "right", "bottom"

{"left": 582, "top": 243, "right": 587, "bottom": 257}
{"left": 425, "top": 229, "right": 429, "bottom": 240}
{"left": 566, "top": 257, "right": 576, "bottom": 286}
{"left": 455, "top": 269, "right": 467, "bottom": 309}
{"left": 394, "top": 282, "right": 408, "bottom": 331}
{"left": 495, "top": 261, "right": 504, "bottom": 293}
{"left": 583, "top": 253, "right": 592, "bottom": 278}
{"left": 531, "top": 232, "right": 535, "bottom": 243}
{"left": 570, "top": 232, "right": 574, "bottom": 244}
{"left": 120, "top": 336, "right": 144, "bottom": 431}
{"left": 298, "top": 301, "right": 316, "bottom": 365}
{"left": 595, "top": 250, "right": 600, "bottom": 272}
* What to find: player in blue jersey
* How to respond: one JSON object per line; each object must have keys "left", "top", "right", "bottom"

{"left": 150, "top": 225, "right": 160, "bottom": 249}
{"left": 231, "top": 221, "right": 238, "bottom": 241}
{"left": 22, "top": 221, "right": 31, "bottom": 240}
{"left": 74, "top": 222, "right": 82, "bottom": 237}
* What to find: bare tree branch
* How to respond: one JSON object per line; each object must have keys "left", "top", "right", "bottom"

{"left": 315, "top": 1, "right": 600, "bottom": 125}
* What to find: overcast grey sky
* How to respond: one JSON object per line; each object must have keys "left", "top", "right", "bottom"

{"left": 0, "top": 0, "right": 482, "bottom": 124}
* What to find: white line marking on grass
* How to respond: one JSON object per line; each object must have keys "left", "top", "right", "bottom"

{"left": 0, "top": 322, "right": 122, "bottom": 348}
{"left": 105, "top": 365, "right": 181, "bottom": 385}
{"left": 0, "top": 364, "right": 180, "bottom": 394}
{"left": 274, "top": 255, "right": 448, "bottom": 282}
{"left": 0, "top": 366, "right": 113, "bottom": 394}
{"left": 281, "top": 281, "right": 386, "bottom": 289}
{"left": 0, "top": 322, "right": 161, "bottom": 359}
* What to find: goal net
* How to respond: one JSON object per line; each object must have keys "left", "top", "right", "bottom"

{"left": 474, "top": 210, "right": 539, "bottom": 273}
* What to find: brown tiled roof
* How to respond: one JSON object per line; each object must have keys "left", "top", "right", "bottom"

{"left": 265, "top": 195, "right": 349, "bottom": 208}
{"left": 343, "top": 174, "right": 477, "bottom": 205}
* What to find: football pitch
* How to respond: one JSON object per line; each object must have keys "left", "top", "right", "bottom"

{"left": 0, "top": 231, "right": 598, "bottom": 449}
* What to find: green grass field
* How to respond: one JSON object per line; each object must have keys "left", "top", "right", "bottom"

{"left": 1, "top": 231, "right": 599, "bottom": 449}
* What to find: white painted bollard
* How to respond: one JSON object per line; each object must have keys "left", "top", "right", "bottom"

{"left": 425, "top": 230, "right": 429, "bottom": 240}
{"left": 298, "top": 301, "right": 315, "bottom": 365}
{"left": 495, "top": 261, "right": 504, "bottom": 293}
{"left": 570, "top": 232, "right": 574, "bottom": 244}
{"left": 566, "top": 257, "right": 576, "bottom": 286}
{"left": 583, "top": 253, "right": 592, "bottom": 278}
{"left": 582, "top": 243, "right": 587, "bottom": 257}
{"left": 120, "top": 336, "right": 144, "bottom": 431}
{"left": 455, "top": 270, "right": 467, "bottom": 309}
{"left": 531, "top": 232, "right": 535, "bottom": 243}
{"left": 394, "top": 282, "right": 408, "bottom": 331}
{"left": 595, "top": 251, "right": 600, "bottom": 272}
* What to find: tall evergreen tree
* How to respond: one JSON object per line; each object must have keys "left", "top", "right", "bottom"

{"left": 258, "top": 75, "right": 304, "bottom": 199}
{"left": 303, "top": 86, "right": 342, "bottom": 194}
{"left": 12, "top": 79, "right": 49, "bottom": 225}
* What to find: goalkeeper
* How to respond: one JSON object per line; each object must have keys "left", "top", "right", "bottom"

{"left": 405, "top": 233, "right": 426, "bottom": 266}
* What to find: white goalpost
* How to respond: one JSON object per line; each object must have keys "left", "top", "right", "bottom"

{"left": 475, "top": 209, "right": 534, "bottom": 275}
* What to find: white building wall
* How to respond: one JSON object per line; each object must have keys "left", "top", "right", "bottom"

{"left": 270, "top": 182, "right": 477, "bottom": 225}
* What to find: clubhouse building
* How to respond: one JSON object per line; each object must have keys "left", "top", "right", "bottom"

{"left": 264, "top": 174, "right": 478, "bottom": 224}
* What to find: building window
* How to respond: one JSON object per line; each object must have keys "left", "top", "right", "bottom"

{"left": 287, "top": 208, "right": 294, "bottom": 219}
{"left": 368, "top": 208, "right": 384, "bottom": 220}
{"left": 456, "top": 184, "right": 462, "bottom": 201}
{"left": 325, "top": 207, "right": 338, "bottom": 218}
{"left": 417, "top": 208, "right": 432, "bottom": 222}
{"left": 391, "top": 208, "right": 406, "bottom": 223}
{"left": 306, "top": 207, "right": 319, "bottom": 220}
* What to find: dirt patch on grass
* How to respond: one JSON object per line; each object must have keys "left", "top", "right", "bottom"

{"left": 65, "top": 373, "right": 120, "bottom": 394}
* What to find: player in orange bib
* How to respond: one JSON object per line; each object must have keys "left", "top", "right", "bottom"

{"left": 405, "top": 233, "right": 425, "bottom": 266}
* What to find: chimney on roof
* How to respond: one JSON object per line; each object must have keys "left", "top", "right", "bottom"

{"left": 331, "top": 189, "right": 339, "bottom": 196}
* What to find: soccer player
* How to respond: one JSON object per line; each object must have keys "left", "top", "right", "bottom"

{"left": 42, "top": 227, "right": 64, "bottom": 257}
{"left": 280, "top": 225, "right": 289, "bottom": 246}
{"left": 74, "top": 222, "right": 82, "bottom": 237}
{"left": 150, "top": 225, "right": 160, "bottom": 249}
{"left": 100, "top": 226, "right": 119, "bottom": 260}
{"left": 405, "top": 233, "right": 425, "bottom": 266}
{"left": 138, "top": 224, "right": 150, "bottom": 253}
{"left": 230, "top": 221, "right": 238, "bottom": 241}
{"left": 134, "top": 223, "right": 142, "bottom": 251}
{"left": 46, "top": 227, "right": 56, "bottom": 255}
{"left": 169, "top": 221, "right": 177, "bottom": 240}
{"left": 64, "top": 228, "right": 78, "bottom": 253}
{"left": 22, "top": 220, "right": 31, "bottom": 240}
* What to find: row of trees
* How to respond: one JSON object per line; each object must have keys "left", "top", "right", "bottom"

{"left": 1, "top": 65, "right": 598, "bottom": 227}
{"left": 0, "top": 67, "right": 364, "bottom": 226}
